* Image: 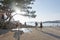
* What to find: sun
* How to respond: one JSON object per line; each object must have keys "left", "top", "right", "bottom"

{"left": 12, "top": 8, "right": 29, "bottom": 24}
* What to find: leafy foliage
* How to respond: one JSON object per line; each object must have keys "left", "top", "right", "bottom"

{"left": 0, "top": 0, "right": 36, "bottom": 29}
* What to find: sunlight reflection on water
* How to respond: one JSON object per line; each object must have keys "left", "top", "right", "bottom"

{"left": 12, "top": 28, "right": 32, "bottom": 33}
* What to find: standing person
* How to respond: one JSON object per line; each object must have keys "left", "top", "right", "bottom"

{"left": 24, "top": 22, "right": 26, "bottom": 26}
{"left": 35, "top": 22, "right": 38, "bottom": 29}
{"left": 35, "top": 22, "right": 38, "bottom": 27}
{"left": 40, "top": 22, "right": 43, "bottom": 31}
{"left": 24, "top": 22, "right": 26, "bottom": 28}
{"left": 16, "top": 23, "right": 18, "bottom": 27}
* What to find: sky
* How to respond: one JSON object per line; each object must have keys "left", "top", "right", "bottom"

{"left": 32, "top": 0, "right": 60, "bottom": 21}
{"left": 13, "top": 0, "right": 60, "bottom": 23}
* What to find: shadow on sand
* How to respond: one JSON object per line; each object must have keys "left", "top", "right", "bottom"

{"left": 12, "top": 30, "right": 24, "bottom": 40}
{"left": 42, "top": 31, "right": 60, "bottom": 39}
{"left": 0, "top": 29, "right": 10, "bottom": 35}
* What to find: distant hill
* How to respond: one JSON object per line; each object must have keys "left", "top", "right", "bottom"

{"left": 43, "top": 20, "right": 60, "bottom": 23}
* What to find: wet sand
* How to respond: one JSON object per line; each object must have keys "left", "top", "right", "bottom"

{"left": 0, "top": 27, "right": 60, "bottom": 40}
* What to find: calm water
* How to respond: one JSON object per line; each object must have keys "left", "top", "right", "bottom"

{"left": 26, "top": 22, "right": 60, "bottom": 27}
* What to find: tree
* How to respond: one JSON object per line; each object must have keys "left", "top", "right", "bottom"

{"left": 0, "top": 0, "right": 36, "bottom": 29}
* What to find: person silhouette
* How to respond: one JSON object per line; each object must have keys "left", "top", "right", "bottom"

{"left": 35, "top": 22, "right": 38, "bottom": 27}
{"left": 35, "top": 22, "right": 38, "bottom": 29}
{"left": 40, "top": 22, "right": 43, "bottom": 31}
{"left": 24, "top": 22, "right": 26, "bottom": 26}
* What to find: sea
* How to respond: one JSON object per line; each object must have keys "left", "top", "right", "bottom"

{"left": 26, "top": 22, "right": 60, "bottom": 27}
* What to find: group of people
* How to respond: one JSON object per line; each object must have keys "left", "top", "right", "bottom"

{"left": 35, "top": 22, "right": 43, "bottom": 31}
{"left": 24, "top": 22, "right": 43, "bottom": 31}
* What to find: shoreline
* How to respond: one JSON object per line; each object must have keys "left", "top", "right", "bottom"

{"left": 0, "top": 27, "right": 60, "bottom": 40}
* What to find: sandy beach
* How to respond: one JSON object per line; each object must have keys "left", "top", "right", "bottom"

{"left": 0, "top": 27, "right": 60, "bottom": 40}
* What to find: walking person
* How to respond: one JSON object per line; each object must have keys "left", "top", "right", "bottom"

{"left": 40, "top": 22, "right": 43, "bottom": 32}
{"left": 35, "top": 22, "right": 38, "bottom": 29}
